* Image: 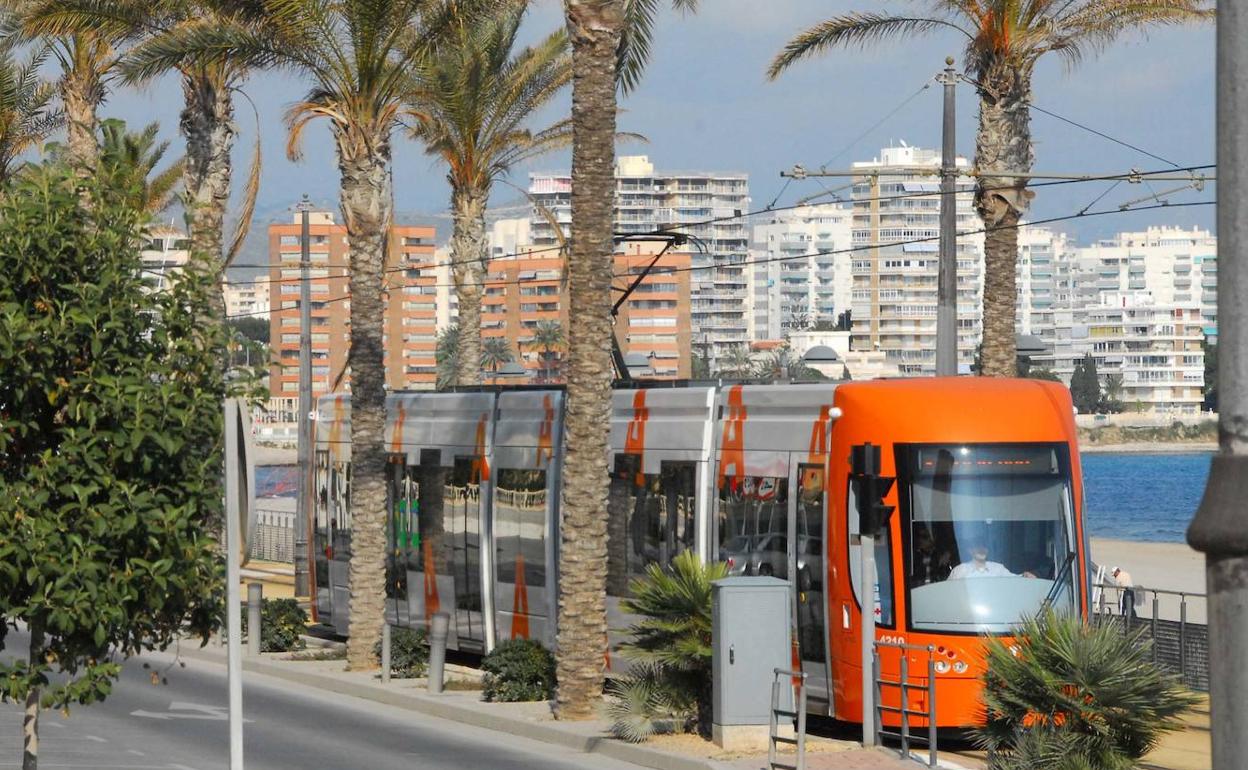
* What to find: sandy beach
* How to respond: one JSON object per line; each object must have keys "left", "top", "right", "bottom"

{"left": 1080, "top": 442, "right": 1216, "bottom": 454}
{"left": 1091, "top": 537, "right": 1206, "bottom": 622}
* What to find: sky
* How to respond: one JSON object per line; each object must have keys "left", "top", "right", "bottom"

{"left": 104, "top": 0, "right": 1216, "bottom": 253}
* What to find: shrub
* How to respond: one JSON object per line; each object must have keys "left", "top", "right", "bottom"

{"left": 242, "top": 598, "right": 308, "bottom": 653}
{"left": 481, "top": 639, "right": 555, "bottom": 702}
{"left": 607, "top": 550, "right": 728, "bottom": 741}
{"left": 975, "top": 608, "right": 1198, "bottom": 770}
{"left": 374, "top": 627, "right": 428, "bottom": 678}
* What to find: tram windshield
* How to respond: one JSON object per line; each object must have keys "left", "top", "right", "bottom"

{"left": 898, "top": 443, "right": 1078, "bottom": 634}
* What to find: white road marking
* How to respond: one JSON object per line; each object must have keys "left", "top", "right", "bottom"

{"left": 83, "top": 735, "right": 107, "bottom": 743}
{"left": 128, "top": 749, "right": 146, "bottom": 756}
{"left": 131, "top": 702, "right": 247, "bottom": 722}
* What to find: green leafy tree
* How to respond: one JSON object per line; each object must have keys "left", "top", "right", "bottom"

{"left": 1069, "top": 353, "right": 1101, "bottom": 414}
{"left": 718, "top": 344, "right": 753, "bottom": 378}
{"left": 406, "top": 2, "right": 570, "bottom": 385}
{"left": 1029, "top": 368, "right": 1062, "bottom": 383}
{"left": 607, "top": 551, "right": 727, "bottom": 741}
{"left": 0, "top": 163, "right": 230, "bottom": 769}
{"left": 975, "top": 609, "right": 1198, "bottom": 769}
{"left": 556, "top": 0, "right": 698, "bottom": 719}
{"left": 767, "top": 0, "right": 1212, "bottom": 377}
{"left": 0, "top": 14, "right": 61, "bottom": 187}
{"left": 226, "top": 315, "right": 268, "bottom": 345}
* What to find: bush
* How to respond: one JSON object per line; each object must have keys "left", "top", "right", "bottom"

{"left": 375, "top": 627, "right": 428, "bottom": 678}
{"left": 242, "top": 598, "right": 307, "bottom": 653}
{"left": 481, "top": 639, "right": 555, "bottom": 702}
{"left": 607, "top": 550, "right": 728, "bottom": 741}
{"left": 975, "top": 608, "right": 1198, "bottom": 770}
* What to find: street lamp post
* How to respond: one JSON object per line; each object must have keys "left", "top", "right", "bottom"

{"left": 1188, "top": 3, "right": 1248, "bottom": 764}
{"left": 294, "top": 196, "right": 312, "bottom": 598}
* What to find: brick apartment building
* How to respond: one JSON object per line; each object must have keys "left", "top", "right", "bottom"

{"left": 267, "top": 212, "right": 438, "bottom": 413}
{"left": 482, "top": 239, "right": 693, "bottom": 380}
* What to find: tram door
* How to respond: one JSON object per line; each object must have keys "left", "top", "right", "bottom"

{"left": 715, "top": 456, "right": 830, "bottom": 709}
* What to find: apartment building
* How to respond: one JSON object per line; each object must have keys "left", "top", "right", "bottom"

{"left": 266, "top": 212, "right": 439, "bottom": 412}
{"left": 1034, "top": 292, "right": 1205, "bottom": 414}
{"left": 139, "top": 227, "right": 191, "bottom": 293}
{"left": 1015, "top": 225, "right": 1075, "bottom": 339}
{"left": 223, "top": 277, "right": 271, "bottom": 320}
{"left": 750, "top": 203, "right": 853, "bottom": 340}
{"left": 481, "top": 239, "right": 693, "bottom": 380}
{"left": 527, "top": 155, "right": 748, "bottom": 363}
{"left": 849, "top": 144, "right": 984, "bottom": 375}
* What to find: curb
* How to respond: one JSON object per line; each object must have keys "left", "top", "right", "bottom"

{"left": 176, "top": 645, "right": 717, "bottom": 770}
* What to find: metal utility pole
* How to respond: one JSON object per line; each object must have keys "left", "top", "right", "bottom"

{"left": 224, "top": 400, "right": 245, "bottom": 770}
{"left": 1188, "top": 3, "right": 1248, "bottom": 766}
{"left": 935, "top": 58, "right": 958, "bottom": 377}
{"left": 293, "top": 196, "right": 312, "bottom": 597}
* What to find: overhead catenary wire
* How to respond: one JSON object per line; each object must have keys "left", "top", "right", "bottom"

{"left": 223, "top": 163, "right": 1212, "bottom": 291}
{"left": 224, "top": 198, "right": 1214, "bottom": 320}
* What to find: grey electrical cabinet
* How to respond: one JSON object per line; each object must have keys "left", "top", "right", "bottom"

{"left": 711, "top": 576, "right": 792, "bottom": 726}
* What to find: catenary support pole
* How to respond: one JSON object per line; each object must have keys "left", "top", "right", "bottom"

{"left": 225, "top": 400, "right": 244, "bottom": 770}
{"left": 293, "top": 196, "right": 312, "bottom": 597}
{"left": 935, "top": 57, "right": 958, "bottom": 377}
{"left": 1188, "top": 3, "right": 1248, "bottom": 765}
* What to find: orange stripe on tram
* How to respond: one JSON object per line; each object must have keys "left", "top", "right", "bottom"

{"left": 717, "top": 385, "right": 747, "bottom": 489}
{"left": 511, "top": 553, "right": 530, "bottom": 640}
{"left": 625, "top": 390, "right": 649, "bottom": 484}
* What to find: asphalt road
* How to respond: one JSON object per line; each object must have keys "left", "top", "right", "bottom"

{"left": 0, "top": 629, "right": 642, "bottom": 770}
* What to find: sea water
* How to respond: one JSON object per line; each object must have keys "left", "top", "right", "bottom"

{"left": 1082, "top": 452, "right": 1212, "bottom": 543}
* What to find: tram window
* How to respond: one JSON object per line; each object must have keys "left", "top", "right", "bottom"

{"left": 328, "top": 461, "right": 352, "bottom": 560}
{"left": 718, "top": 475, "right": 789, "bottom": 579}
{"left": 607, "top": 455, "right": 698, "bottom": 598}
{"left": 386, "top": 462, "right": 421, "bottom": 603}
{"left": 313, "top": 450, "right": 331, "bottom": 591}
{"left": 847, "top": 479, "right": 895, "bottom": 627}
{"left": 495, "top": 468, "right": 549, "bottom": 627}
{"left": 796, "top": 465, "right": 826, "bottom": 664}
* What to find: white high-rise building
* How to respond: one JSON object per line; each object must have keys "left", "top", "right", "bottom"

{"left": 1035, "top": 292, "right": 1205, "bottom": 414}
{"left": 1016, "top": 225, "right": 1076, "bottom": 339}
{"left": 849, "top": 144, "right": 984, "bottom": 375}
{"left": 140, "top": 227, "right": 191, "bottom": 293}
{"left": 750, "top": 203, "right": 853, "bottom": 340}
{"left": 527, "top": 155, "right": 750, "bottom": 361}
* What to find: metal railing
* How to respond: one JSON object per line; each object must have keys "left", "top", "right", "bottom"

{"left": 768, "top": 668, "right": 808, "bottom": 770}
{"left": 873, "top": 640, "right": 937, "bottom": 767}
{"left": 250, "top": 506, "right": 295, "bottom": 563}
{"left": 1092, "top": 583, "right": 1209, "bottom": 691}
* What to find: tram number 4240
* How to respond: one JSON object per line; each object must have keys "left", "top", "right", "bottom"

{"left": 877, "top": 634, "right": 906, "bottom": 646}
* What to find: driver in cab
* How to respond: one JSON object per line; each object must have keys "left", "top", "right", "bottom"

{"left": 949, "top": 542, "right": 1036, "bottom": 580}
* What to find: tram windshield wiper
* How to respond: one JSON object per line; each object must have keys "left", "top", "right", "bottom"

{"left": 1041, "top": 550, "right": 1078, "bottom": 610}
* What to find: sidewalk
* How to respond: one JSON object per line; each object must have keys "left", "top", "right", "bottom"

{"left": 175, "top": 642, "right": 936, "bottom": 770}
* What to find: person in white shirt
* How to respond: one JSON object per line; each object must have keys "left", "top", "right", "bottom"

{"left": 948, "top": 543, "right": 1035, "bottom": 580}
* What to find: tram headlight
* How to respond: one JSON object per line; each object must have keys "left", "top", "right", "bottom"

{"left": 953, "top": 661, "right": 968, "bottom": 674}
{"left": 934, "top": 660, "right": 951, "bottom": 674}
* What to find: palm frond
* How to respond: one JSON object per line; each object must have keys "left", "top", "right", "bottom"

{"left": 224, "top": 92, "right": 262, "bottom": 269}
{"left": 768, "top": 13, "right": 972, "bottom": 79}
{"left": 618, "top": 0, "right": 697, "bottom": 94}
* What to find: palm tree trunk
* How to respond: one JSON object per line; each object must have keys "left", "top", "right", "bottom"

{"left": 555, "top": 0, "right": 623, "bottom": 721}
{"left": 973, "top": 63, "right": 1034, "bottom": 378}
{"left": 180, "top": 69, "right": 236, "bottom": 321}
{"left": 60, "top": 56, "right": 100, "bottom": 191}
{"left": 23, "top": 622, "right": 43, "bottom": 770}
{"left": 450, "top": 185, "right": 487, "bottom": 385}
{"left": 336, "top": 128, "right": 393, "bottom": 670}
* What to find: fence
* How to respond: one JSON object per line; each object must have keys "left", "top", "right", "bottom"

{"left": 250, "top": 506, "right": 295, "bottom": 563}
{"left": 1092, "top": 583, "right": 1209, "bottom": 692}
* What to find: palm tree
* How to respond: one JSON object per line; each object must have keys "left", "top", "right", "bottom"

{"left": 976, "top": 608, "right": 1197, "bottom": 769}
{"left": 480, "top": 335, "right": 514, "bottom": 376}
{"left": 531, "top": 319, "right": 565, "bottom": 382}
{"left": 556, "top": 0, "right": 696, "bottom": 720}
{"left": 32, "top": 0, "right": 266, "bottom": 316}
{"left": 406, "top": 1, "right": 570, "bottom": 386}
{"left": 768, "top": 1, "right": 1211, "bottom": 377}
{"left": 96, "top": 118, "right": 184, "bottom": 215}
{"left": 718, "top": 344, "right": 753, "bottom": 379}
{"left": 131, "top": 0, "right": 464, "bottom": 670}
{"left": 435, "top": 324, "right": 461, "bottom": 390}
{"left": 0, "top": 15, "right": 60, "bottom": 187}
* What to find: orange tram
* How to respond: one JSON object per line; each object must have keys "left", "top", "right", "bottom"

{"left": 312, "top": 377, "right": 1088, "bottom": 728}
